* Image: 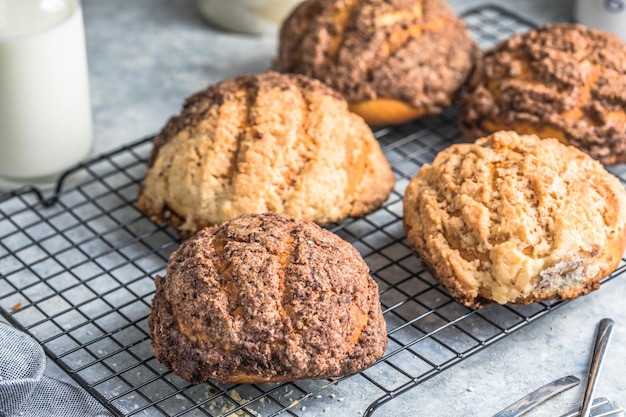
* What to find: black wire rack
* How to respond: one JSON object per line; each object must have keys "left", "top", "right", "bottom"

{"left": 3, "top": 5, "right": 625, "bottom": 417}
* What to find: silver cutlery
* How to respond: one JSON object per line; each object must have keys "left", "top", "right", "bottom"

{"left": 493, "top": 375, "right": 581, "bottom": 417}
{"left": 559, "top": 397, "right": 624, "bottom": 417}
{"left": 578, "top": 318, "right": 616, "bottom": 417}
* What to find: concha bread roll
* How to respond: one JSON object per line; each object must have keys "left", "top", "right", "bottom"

{"left": 403, "top": 131, "right": 626, "bottom": 308}
{"left": 278, "top": 0, "right": 479, "bottom": 126}
{"left": 137, "top": 71, "right": 394, "bottom": 238}
{"left": 459, "top": 23, "right": 626, "bottom": 165}
{"left": 149, "top": 213, "right": 388, "bottom": 384}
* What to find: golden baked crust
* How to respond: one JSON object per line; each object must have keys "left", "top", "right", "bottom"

{"left": 403, "top": 131, "right": 626, "bottom": 308}
{"left": 136, "top": 71, "right": 394, "bottom": 238}
{"left": 459, "top": 23, "right": 626, "bottom": 165}
{"left": 278, "top": 0, "right": 479, "bottom": 125}
{"left": 149, "top": 213, "right": 388, "bottom": 384}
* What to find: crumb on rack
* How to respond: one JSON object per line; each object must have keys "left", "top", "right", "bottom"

{"left": 204, "top": 388, "right": 261, "bottom": 417}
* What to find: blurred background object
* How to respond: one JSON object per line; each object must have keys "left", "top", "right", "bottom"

{"left": 196, "top": 0, "right": 303, "bottom": 34}
{"left": 575, "top": 0, "right": 626, "bottom": 40}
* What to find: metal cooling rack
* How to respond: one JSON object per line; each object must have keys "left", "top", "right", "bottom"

{"left": 2, "top": 4, "right": 624, "bottom": 417}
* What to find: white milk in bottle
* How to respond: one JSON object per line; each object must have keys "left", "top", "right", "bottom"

{"left": 0, "top": 0, "right": 92, "bottom": 184}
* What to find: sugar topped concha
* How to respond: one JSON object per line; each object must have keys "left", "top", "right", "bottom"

{"left": 137, "top": 71, "right": 394, "bottom": 238}
{"left": 459, "top": 23, "right": 626, "bottom": 165}
{"left": 149, "top": 213, "right": 388, "bottom": 383}
{"left": 278, "top": 0, "right": 479, "bottom": 126}
{"left": 403, "top": 131, "right": 626, "bottom": 308}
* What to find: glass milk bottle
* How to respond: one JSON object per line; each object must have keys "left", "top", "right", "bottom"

{"left": 0, "top": 0, "right": 93, "bottom": 186}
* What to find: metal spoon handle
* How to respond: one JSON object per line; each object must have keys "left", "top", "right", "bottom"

{"left": 493, "top": 375, "right": 580, "bottom": 417}
{"left": 580, "top": 318, "right": 615, "bottom": 417}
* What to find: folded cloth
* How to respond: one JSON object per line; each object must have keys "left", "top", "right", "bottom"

{"left": 0, "top": 323, "right": 114, "bottom": 417}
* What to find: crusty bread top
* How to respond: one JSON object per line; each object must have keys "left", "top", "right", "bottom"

{"left": 137, "top": 71, "right": 394, "bottom": 237}
{"left": 279, "top": 0, "right": 478, "bottom": 112}
{"left": 149, "top": 213, "right": 388, "bottom": 383}
{"left": 459, "top": 23, "right": 626, "bottom": 165}
{"left": 403, "top": 131, "right": 626, "bottom": 307}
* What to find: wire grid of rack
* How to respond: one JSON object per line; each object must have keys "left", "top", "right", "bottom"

{"left": 3, "top": 5, "right": 625, "bottom": 417}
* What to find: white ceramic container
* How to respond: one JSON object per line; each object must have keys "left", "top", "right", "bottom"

{"left": 196, "top": 0, "right": 302, "bottom": 35}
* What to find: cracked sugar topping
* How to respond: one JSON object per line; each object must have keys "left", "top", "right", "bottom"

{"left": 459, "top": 23, "right": 626, "bottom": 165}
{"left": 403, "top": 131, "right": 626, "bottom": 307}
{"left": 279, "top": 0, "right": 478, "bottom": 112}
{"left": 149, "top": 213, "right": 387, "bottom": 383}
